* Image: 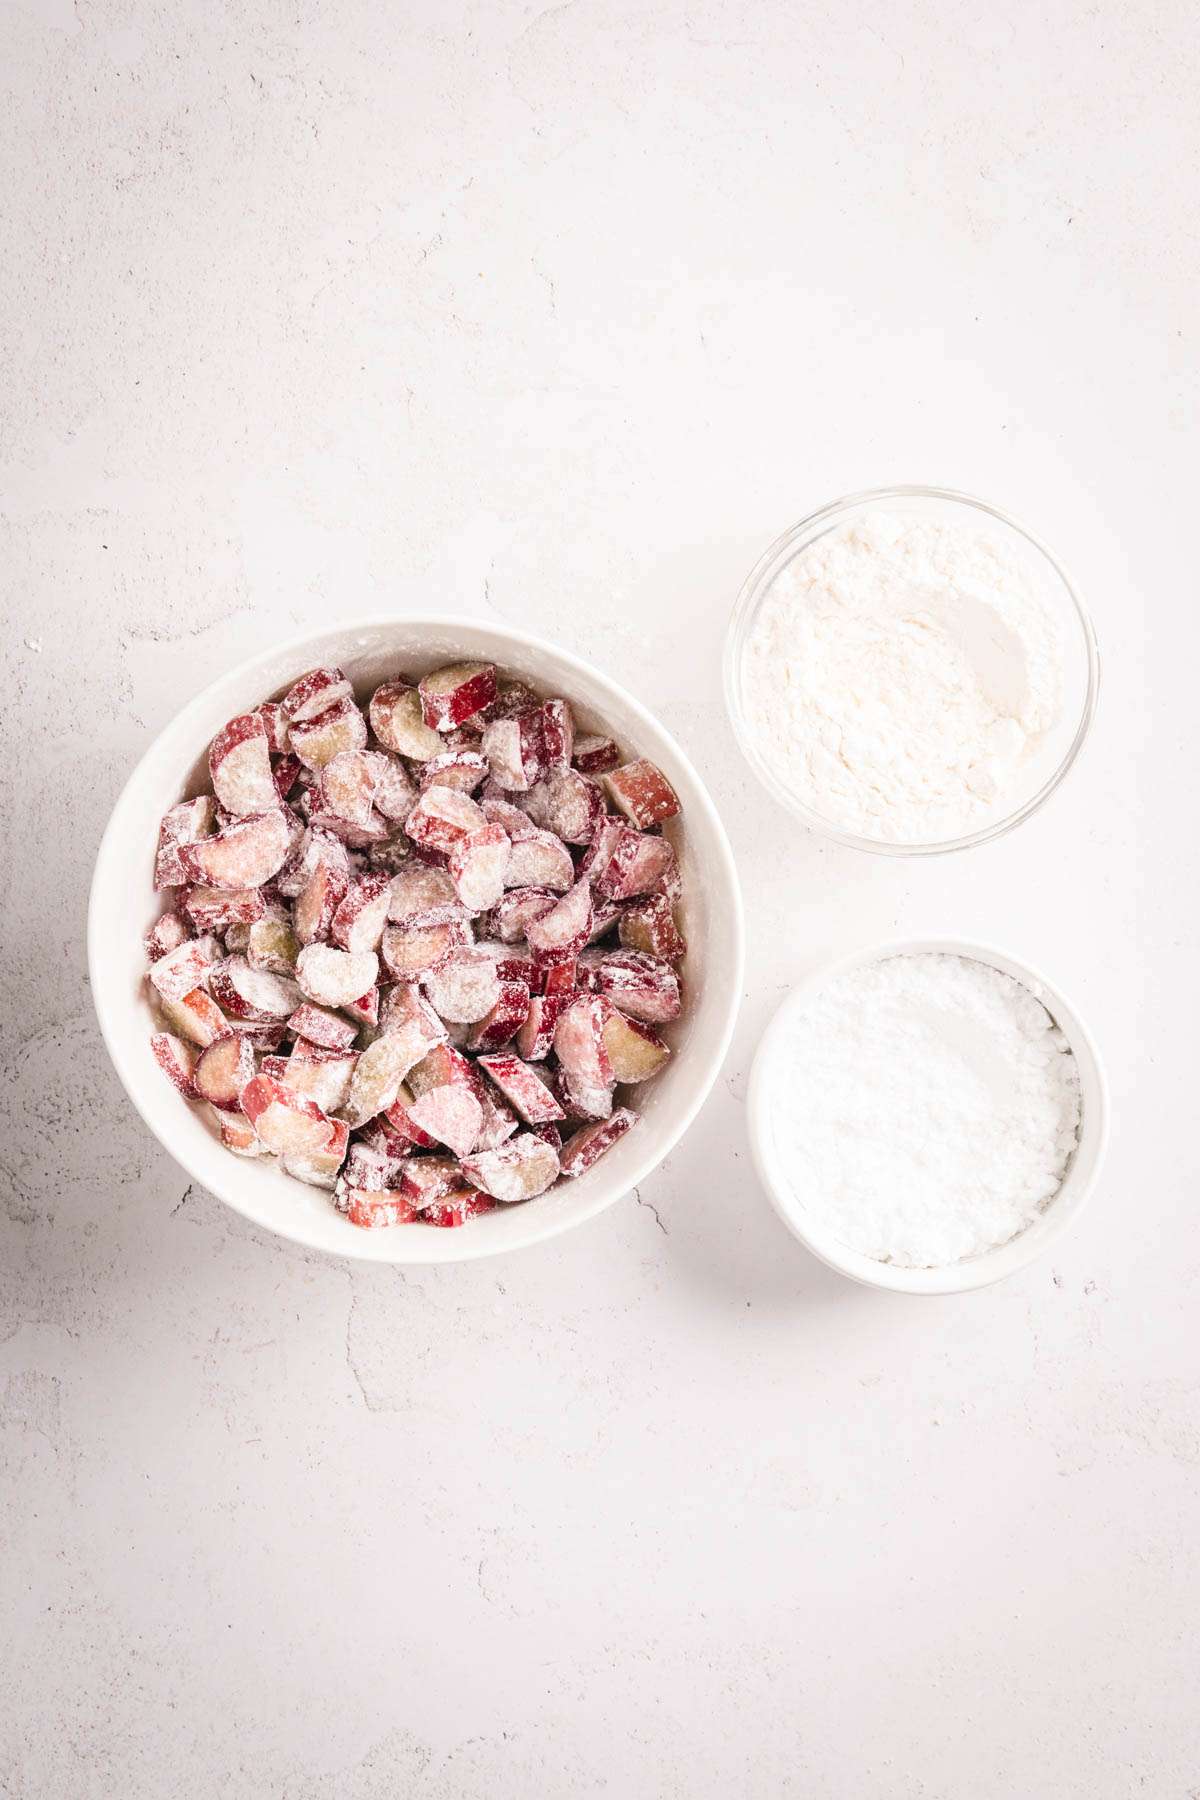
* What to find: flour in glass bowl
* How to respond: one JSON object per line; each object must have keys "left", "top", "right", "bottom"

{"left": 771, "top": 953, "right": 1081, "bottom": 1268}
{"left": 742, "top": 510, "right": 1066, "bottom": 843}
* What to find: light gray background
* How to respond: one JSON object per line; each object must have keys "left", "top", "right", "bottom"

{"left": 2, "top": 1, "right": 1196, "bottom": 1795}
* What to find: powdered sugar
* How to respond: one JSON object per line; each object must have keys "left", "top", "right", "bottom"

{"left": 742, "top": 510, "right": 1065, "bottom": 843}
{"left": 768, "top": 953, "right": 1081, "bottom": 1267}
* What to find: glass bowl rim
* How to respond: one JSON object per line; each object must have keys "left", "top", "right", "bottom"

{"left": 722, "top": 483, "right": 1101, "bottom": 857}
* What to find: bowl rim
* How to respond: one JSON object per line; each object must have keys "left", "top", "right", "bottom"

{"left": 746, "top": 935, "right": 1110, "bottom": 1294}
{"left": 723, "top": 483, "right": 1102, "bottom": 857}
{"left": 88, "top": 612, "right": 746, "bottom": 1264}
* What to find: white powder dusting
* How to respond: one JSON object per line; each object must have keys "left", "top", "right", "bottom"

{"left": 742, "top": 510, "right": 1065, "bottom": 843}
{"left": 770, "top": 953, "right": 1081, "bottom": 1267}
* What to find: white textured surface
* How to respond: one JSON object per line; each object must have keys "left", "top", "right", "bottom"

{"left": 1, "top": 0, "right": 1197, "bottom": 1794}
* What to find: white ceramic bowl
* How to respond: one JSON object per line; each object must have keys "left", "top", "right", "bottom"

{"left": 748, "top": 937, "right": 1108, "bottom": 1294}
{"left": 89, "top": 616, "right": 744, "bottom": 1264}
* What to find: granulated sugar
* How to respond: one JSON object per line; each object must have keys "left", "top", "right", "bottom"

{"left": 742, "top": 510, "right": 1065, "bottom": 843}
{"left": 770, "top": 953, "right": 1081, "bottom": 1267}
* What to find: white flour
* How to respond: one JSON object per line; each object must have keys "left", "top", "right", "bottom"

{"left": 770, "top": 953, "right": 1081, "bottom": 1267}
{"left": 742, "top": 510, "right": 1065, "bottom": 842}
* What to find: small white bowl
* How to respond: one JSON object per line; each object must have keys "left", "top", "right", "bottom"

{"left": 748, "top": 938, "right": 1109, "bottom": 1294}
{"left": 724, "top": 486, "right": 1100, "bottom": 856}
{"left": 89, "top": 616, "right": 744, "bottom": 1264}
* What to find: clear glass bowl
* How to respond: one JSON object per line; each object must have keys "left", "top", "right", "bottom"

{"left": 723, "top": 486, "right": 1101, "bottom": 856}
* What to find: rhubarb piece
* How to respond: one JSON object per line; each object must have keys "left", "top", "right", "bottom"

{"left": 178, "top": 809, "right": 291, "bottom": 891}
{"left": 539, "top": 958, "right": 577, "bottom": 997}
{"left": 477, "top": 1053, "right": 564, "bottom": 1125}
{"left": 342, "top": 1143, "right": 407, "bottom": 1191}
{"left": 578, "top": 816, "right": 624, "bottom": 884}
{"left": 339, "top": 1187, "right": 417, "bottom": 1227}
{"left": 585, "top": 899, "right": 624, "bottom": 945}
{"left": 465, "top": 981, "right": 531, "bottom": 1053}
{"left": 572, "top": 734, "right": 620, "bottom": 775}
{"left": 423, "top": 1188, "right": 498, "bottom": 1227}
{"left": 523, "top": 769, "right": 605, "bottom": 844}
{"left": 540, "top": 700, "right": 574, "bottom": 775}
{"left": 577, "top": 948, "right": 681, "bottom": 1023}
{"left": 502, "top": 828, "right": 574, "bottom": 893}
{"left": 150, "top": 1032, "right": 197, "bottom": 1098}
{"left": 553, "top": 994, "right": 614, "bottom": 1089}
{"left": 342, "top": 985, "right": 378, "bottom": 1029}
{"left": 404, "top": 785, "right": 487, "bottom": 854}
{"left": 448, "top": 823, "right": 510, "bottom": 913}
{"left": 282, "top": 1042, "right": 359, "bottom": 1112}
{"left": 559, "top": 1107, "right": 637, "bottom": 1176}
{"left": 284, "top": 1117, "right": 350, "bottom": 1189}
{"left": 208, "top": 957, "right": 301, "bottom": 1022}
{"left": 388, "top": 861, "right": 460, "bottom": 921}
{"left": 380, "top": 914, "right": 469, "bottom": 981}
{"left": 148, "top": 937, "right": 218, "bottom": 1003}
{"left": 462, "top": 1133, "right": 560, "bottom": 1203}
{"left": 256, "top": 701, "right": 290, "bottom": 754}
{"left": 405, "top": 1084, "right": 482, "bottom": 1159}
{"left": 287, "top": 1003, "right": 358, "bottom": 1050}
{"left": 378, "top": 981, "right": 447, "bottom": 1046}
{"left": 209, "top": 712, "right": 277, "bottom": 817}
{"left": 193, "top": 1032, "right": 257, "bottom": 1112}
{"left": 619, "top": 892, "right": 686, "bottom": 963}
{"left": 421, "top": 950, "right": 501, "bottom": 1024}
{"left": 474, "top": 938, "right": 535, "bottom": 984}
{"left": 480, "top": 710, "right": 544, "bottom": 792}
{"left": 369, "top": 680, "right": 442, "bottom": 759}
{"left": 295, "top": 943, "right": 379, "bottom": 1009}
{"left": 604, "top": 758, "right": 681, "bottom": 829}
{"left": 293, "top": 839, "right": 352, "bottom": 946}
{"left": 526, "top": 878, "right": 593, "bottom": 966}
{"left": 144, "top": 911, "right": 190, "bottom": 961}
{"left": 405, "top": 1046, "right": 484, "bottom": 1157}
{"left": 330, "top": 872, "right": 392, "bottom": 955}
{"left": 601, "top": 1011, "right": 670, "bottom": 1083}
{"left": 554, "top": 1065, "right": 614, "bottom": 1121}
{"left": 154, "top": 797, "right": 217, "bottom": 888}
{"left": 304, "top": 805, "right": 390, "bottom": 848}
{"left": 419, "top": 749, "right": 489, "bottom": 794}
{"left": 486, "top": 887, "right": 558, "bottom": 944}
{"left": 399, "top": 1157, "right": 464, "bottom": 1209}
{"left": 480, "top": 678, "right": 539, "bottom": 722}
{"left": 481, "top": 788, "right": 538, "bottom": 841}
{"left": 158, "top": 986, "right": 227, "bottom": 1047}
{"left": 371, "top": 757, "right": 418, "bottom": 826}
{"left": 340, "top": 1032, "right": 422, "bottom": 1126}
{"left": 219, "top": 1110, "right": 266, "bottom": 1156}
{"left": 473, "top": 1084, "right": 520, "bottom": 1150}
{"left": 281, "top": 666, "right": 353, "bottom": 724}
{"left": 247, "top": 909, "right": 299, "bottom": 975}
{"left": 514, "top": 992, "right": 568, "bottom": 1062}
{"left": 418, "top": 661, "right": 497, "bottom": 731}
{"left": 241, "top": 1073, "right": 335, "bottom": 1157}
{"left": 272, "top": 754, "right": 303, "bottom": 801}
{"left": 528, "top": 1120, "right": 562, "bottom": 1151}
{"left": 223, "top": 921, "right": 252, "bottom": 952}
{"left": 593, "top": 826, "right": 676, "bottom": 901}
{"left": 317, "top": 749, "right": 386, "bottom": 829}
{"left": 383, "top": 1084, "right": 441, "bottom": 1150}
{"left": 289, "top": 696, "right": 368, "bottom": 771}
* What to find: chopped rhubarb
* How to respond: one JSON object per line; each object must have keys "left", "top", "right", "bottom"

{"left": 477, "top": 1053, "right": 564, "bottom": 1125}
{"left": 418, "top": 661, "right": 498, "bottom": 731}
{"left": 209, "top": 712, "right": 277, "bottom": 817}
{"left": 150, "top": 1032, "right": 197, "bottom": 1098}
{"left": 559, "top": 1107, "right": 637, "bottom": 1176}
{"left": 603, "top": 758, "right": 681, "bottom": 828}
